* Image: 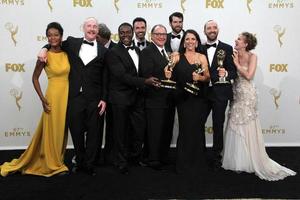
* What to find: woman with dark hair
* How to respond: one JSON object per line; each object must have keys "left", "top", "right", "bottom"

{"left": 165, "top": 29, "right": 210, "bottom": 174}
{"left": 0, "top": 22, "right": 70, "bottom": 177}
{"left": 222, "top": 32, "right": 296, "bottom": 180}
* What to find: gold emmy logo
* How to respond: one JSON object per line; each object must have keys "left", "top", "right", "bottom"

{"left": 5, "top": 22, "right": 18, "bottom": 46}
{"left": 10, "top": 88, "right": 22, "bottom": 111}
{"left": 262, "top": 125, "right": 285, "bottom": 134}
{"left": 181, "top": 0, "right": 186, "bottom": 13}
{"left": 273, "top": 25, "right": 285, "bottom": 47}
{"left": 73, "top": 0, "right": 93, "bottom": 7}
{"left": 206, "top": 0, "right": 224, "bottom": 8}
{"left": 246, "top": 0, "right": 252, "bottom": 13}
{"left": 114, "top": 0, "right": 120, "bottom": 13}
{"left": 5, "top": 128, "right": 30, "bottom": 137}
{"left": 269, "top": 88, "right": 281, "bottom": 110}
{"left": 47, "top": 0, "right": 53, "bottom": 12}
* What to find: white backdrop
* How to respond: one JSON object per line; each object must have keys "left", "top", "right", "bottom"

{"left": 1, "top": 0, "right": 299, "bottom": 149}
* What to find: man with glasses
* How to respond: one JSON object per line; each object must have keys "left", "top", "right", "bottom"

{"left": 139, "top": 24, "right": 176, "bottom": 170}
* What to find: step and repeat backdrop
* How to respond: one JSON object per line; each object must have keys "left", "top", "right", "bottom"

{"left": 0, "top": 0, "right": 299, "bottom": 149}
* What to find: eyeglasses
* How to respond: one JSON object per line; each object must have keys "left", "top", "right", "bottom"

{"left": 152, "top": 33, "right": 167, "bottom": 37}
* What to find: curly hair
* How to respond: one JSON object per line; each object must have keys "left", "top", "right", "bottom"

{"left": 241, "top": 32, "right": 257, "bottom": 51}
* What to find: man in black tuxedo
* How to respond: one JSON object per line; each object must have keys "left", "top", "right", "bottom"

{"left": 202, "top": 20, "right": 237, "bottom": 170}
{"left": 165, "top": 12, "right": 184, "bottom": 53}
{"left": 106, "top": 23, "right": 160, "bottom": 174}
{"left": 96, "top": 23, "right": 116, "bottom": 166}
{"left": 132, "top": 17, "right": 150, "bottom": 51}
{"left": 97, "top": 23, "right": 117, "bottom": 49}
{"left": 139, "top": 24, "right": 176, "bottom": 170}
{"left": 39, "top": 17, "right": 107, "bottom": 176}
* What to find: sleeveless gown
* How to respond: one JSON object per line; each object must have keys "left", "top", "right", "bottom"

{"left": 222, "top": 66, "right": 296, "bottom": 181}
{"left": 0, "top": 51, "right": 70, "bottom": 177}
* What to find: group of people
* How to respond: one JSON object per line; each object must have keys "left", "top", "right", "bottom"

{"left": 0, "top": 12, "right": 296, "bottom": 181}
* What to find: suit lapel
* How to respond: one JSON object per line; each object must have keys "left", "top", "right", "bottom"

{"left": 118, "top": 42, "right": 138, "bottom": 74}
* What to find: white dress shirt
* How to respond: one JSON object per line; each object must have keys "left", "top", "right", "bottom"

{"left": 170, "top": 30, "right": 184, "bottom": 52}
{"left": 79, "top": 38, "right": 97, "bottom": 66}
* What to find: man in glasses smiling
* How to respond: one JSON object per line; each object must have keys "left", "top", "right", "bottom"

{"left": 139, "top": 24, "right": 176, "bottom": 171}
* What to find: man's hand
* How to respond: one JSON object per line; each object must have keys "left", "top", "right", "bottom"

{"left": 37, "top": 48, "right": 49, "bottom": 62}
{"left": 98, "top": 100, "right": 106, "bottom": 116}
{"left": 144, "top": 77, "right": 161, "bottom": 87}
{"left": 217, "top": 67, "right": 227, "bottom": 77}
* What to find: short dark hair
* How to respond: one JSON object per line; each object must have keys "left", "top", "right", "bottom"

{"left": 46, "top": 22, "right": 63, "bottom": 36}
{"left": 169, "top": 12, "right": 183, "bottom": 23}
{"left": 241, "top": 32, "right": 257, "bottom": 51}
{"left": 132, "top": 17, "right": 147, "bottom": 27}
{"left": 98, "top": 23, "right": 111, "bottom": 40}
{"left": 179, "top": 29, "right": 201, "bottom": 53}
{"left": 118, "top": 22, "right": 133, "bottom": 33}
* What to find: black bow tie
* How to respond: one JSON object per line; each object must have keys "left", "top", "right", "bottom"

{"left": 83, "top": 40, "right": 94, "bottom": 46}
{"left": 126, "top": 46, "right": 135, "bottom": 51}
{"left": 171, "top": 34, "right": 181, "bottom": 39}
{"left": 137, "top": 41, "right": 145, "bottom": 47}
{"left": 206, "top": 43, "right": 217, "bottom": 49}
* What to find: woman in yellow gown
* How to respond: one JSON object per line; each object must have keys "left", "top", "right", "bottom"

{"left": 0, "top": 22, "right": 70, "bottom": 177}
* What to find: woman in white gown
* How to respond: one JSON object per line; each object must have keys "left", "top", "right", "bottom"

{"left": 222, "top": 32, "right": 296, "bottom": 181}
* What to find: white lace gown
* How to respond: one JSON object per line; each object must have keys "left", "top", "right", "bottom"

{"left": 222, "top": 67, "right": 296, "bottom": 181}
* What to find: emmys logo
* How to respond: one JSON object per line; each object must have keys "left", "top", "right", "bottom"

{"left": 268, "top": 0, "right": 294, "bottom": 8}
{"left": 181, "top": 0, "right": 186, "bottom": 13}
{"left": 269, "top": 88, "right": 281, "bottom": 110}
{"left": 4, "top": 128, "right": 30, "bottom": 137}
{"left": 205, "top": 126, "right": 213, "bottom": 134}
{"left": 137, "top": 0, "right": 162, "bottom": 8}
{"left": 0, "top": 0, "right": 24, "bottom": 5}
{"left": 47, "top": 0, "right": 53, "bottom": 12}
{"left": 262, "top": 125, "right": 285, "bottom": 134}
{"left": 37, "top": 35, "right": 48, "bottom": 41}
{"left": 273, "top": 25, "right": 285, "bottom": 47}
{"left": 114, "top": 0, "right": 120, "bottom": 12}
{"left": 246, "top": 0, "right": 252, "bottom": 13}
{"left": 5, "top": 22, "right": 18, "bottom": 46}
{"left": 10, "top": 88, "right": 23, "bottom": 111}
{"left": 206, "top": 0, "right": 224, "bottom": 8}
{"left": 269, "top": 64, "right": 288, "bottom": 72}
{"left": 73, "top": 0, "right": 93, "bottom": 7}
{"left": 5, "top": 63, "right": 25, "bottom": 72}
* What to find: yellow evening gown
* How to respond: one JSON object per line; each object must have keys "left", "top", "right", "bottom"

{"left": 0, "top": 51, "right": 70, "bottom": 177}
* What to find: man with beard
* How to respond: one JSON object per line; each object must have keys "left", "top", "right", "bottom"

{"left": 139, "top": 24, "right": 176, "bottom": 170}
{"left": 202, "top": 20, "right": 237, "bottom": 171}
{"left": 132, "top": 17, "right": 150, "bottom": 51}
{"left": 38, "top": 17, "right": 108, "bottom": 176}
{"left": 165, "top": 12, "right": 184, "bottom": 53}
{"left": 106, "top": 23, "right": 160, "bottom": 174}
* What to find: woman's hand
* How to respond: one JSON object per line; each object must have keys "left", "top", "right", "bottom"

{"left": 41, "top": 97, "right": 51, "bottom": 113}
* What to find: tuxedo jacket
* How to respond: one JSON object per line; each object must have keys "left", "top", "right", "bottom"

{"left": 139, "top": 42, "right": 174, "bottom": 108}
{"left": 203, "top": 40, "right": 237, "bottom": 101}
{"left": 106, "top": 42, "right": 145, "bottom": 106}
{"left": 165, "top": 32, "right": 184, "bottom": 53}
{"left": 61, "top": 36, "right": 108, "bottom": 102}
{"left": 108, "top": 41, "right": 117, "bottom": 49}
